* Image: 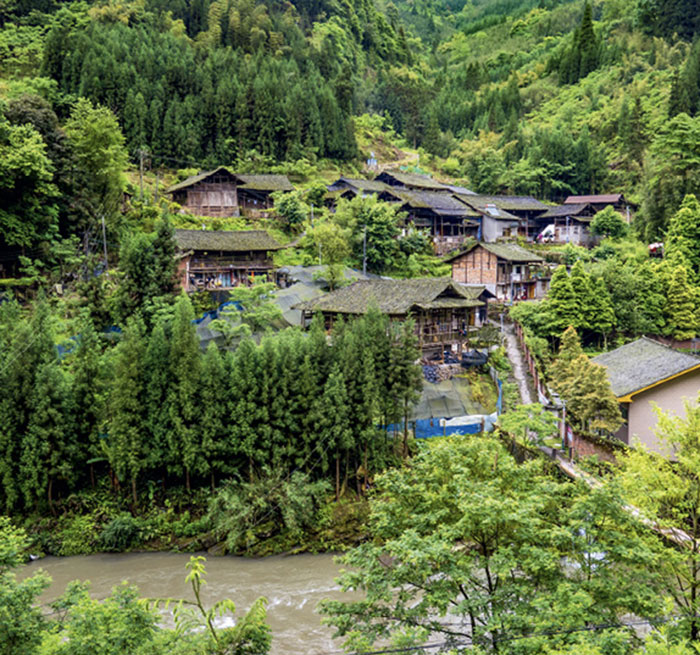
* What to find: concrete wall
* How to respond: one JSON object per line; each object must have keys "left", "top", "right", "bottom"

{"left": 482, "top": 216, "right": 520, "bottom": 243}
{"left": 628, "top": 368, "right": 700, "bottom": 455}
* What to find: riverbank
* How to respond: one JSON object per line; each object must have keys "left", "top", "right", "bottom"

{"left": 19, "top": 488, "right": 370, "bottom": 559}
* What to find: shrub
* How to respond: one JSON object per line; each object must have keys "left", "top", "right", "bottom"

{"left": 99, "top": 513, "right": 140, "bottom": 551}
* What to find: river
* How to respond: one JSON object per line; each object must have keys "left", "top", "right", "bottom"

{"left": 22, "top": 552, "right": 351, "bottom": 655}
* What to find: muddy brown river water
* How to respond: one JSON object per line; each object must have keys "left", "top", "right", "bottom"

{"left": 22, "top": 552, "right": 350, "bottom": 655}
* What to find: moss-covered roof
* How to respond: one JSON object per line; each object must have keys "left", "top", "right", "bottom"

{"left": 461, "top": 195, "right": 549, "bottom": 212}
{"left": 444, "top": 242, "right": 543, "bottom": 263}
{"left": 328, "top": 177, "right": 389, "bottom": 193}
{"left": 174, "top": 229, "right": 282, "bottom": 252}
{"left": 381, "top": 189, "right": 480, "bottom": 217}
{"left": 237, "top": 174, "right": 293, "bottom": 191}
{"left": 592, "top": 337, "right": 700, "bottom": 399}
{"left": 167, "top": 167, "right": 292, "bottom": 194}
{"left": 376, "top": 171, "right": 451, "bottom": 191}
{"left": 294, "top": 277, "right": 483, "bottom": 315}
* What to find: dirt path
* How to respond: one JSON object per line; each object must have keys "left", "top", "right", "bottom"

{"left": 501, "top": 321, "right": 534, "bottom": 405}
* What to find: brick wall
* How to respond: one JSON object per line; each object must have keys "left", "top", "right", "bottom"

{"left": 451, "top": 246, "right": 498, "bottom": 285}
{"left": 571, "top": 432, "right": 619, "bottom": 464}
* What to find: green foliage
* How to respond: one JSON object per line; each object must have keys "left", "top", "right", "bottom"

{"left": 151, "top": 556, "right": 271, "bottom": 655}
{"left": 499, "top": 402, "right": 559, "bottom": 446}
{"left": 589, "top": 206, "right": 629, "bottom": 239}
{"left": 665, "top": 194, "right": 700, "bottom": 277}
{"left": 207, "top": 471, "right": 331, "bottom": 552}
{"left": 619, "top": 396, "right": 700, "bottom": 640}
{"left": 321, "top": 435, "right": 664, "bottom": 654}
{"left": 0, "top": 517, "right": 50, "bottom": 655}
{"left": 211, "top": 281, "right": 284, "bottom": 341}
{"left": 99, "top": 513, "right": 141, "bottom": 552}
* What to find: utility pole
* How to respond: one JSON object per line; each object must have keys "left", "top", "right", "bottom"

{"left": 139, "top": 149, "right": 144, "bottom": 201}
{"left": 101, "top": 214, "right": 109, "bottom": 273}
{"left": 362, "top": 224, "right": 367, "bottom": 276}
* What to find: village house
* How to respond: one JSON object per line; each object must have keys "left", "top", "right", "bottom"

{"left": 592, "top": 338, "right": 700, "bottom": 455}
{"left": 536, "top": 203, "right": 598, "bottom": 245}
{"left": 324, "top": 177, "right": 390, "bottom": 209}
{"left": 564, "top": 193, "right": 635, "bottom": 222}
{"left": 294, "top": 277, "right": 485, "bottom": 358}
{"left": 378, "top": 189, "right": 480, "bottom": 255}
{"left": 445, "top": 242, "right": 547, "bottom": 301}
{"left": 174, "top": 229, "right": 282, "bottom": 291}
{"left": 167, "top": 167, "right": 293, "bottom": 218}
{"left": 456, "top": 195, "right": 549, "bottom": 241}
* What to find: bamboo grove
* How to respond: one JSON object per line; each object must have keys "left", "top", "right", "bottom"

{"left": 0, "top": 294, "right": 423, "bottom": 514}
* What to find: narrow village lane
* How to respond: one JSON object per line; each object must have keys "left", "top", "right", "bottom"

{"left": 501, "top": 320, "right": 534, "bottom": 405}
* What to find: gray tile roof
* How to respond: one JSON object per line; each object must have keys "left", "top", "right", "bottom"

{"left": 382, "top": 189, "right": 481, "bottom": 216}
{"left": 376, "top": 171, "right": 451, "bottom": 191}
{"left": 540, "top": 203, "right": 594, "bottom": 219}
{"left": 461, "top": 195, "right": 549, "bottom": 212}
{"left": 328, "top": 177, "right": 389, "bottom": 193}
{"left": 592, "top": 337, "right": 700, "bottom": 399}
{"left": 293, "top": 277, "right": 483, "bottom": 315}
{"left": 167, "top": 167, "right": 292, "bottom": 193}
{"left": 444, "top": 242, "right": 543, "bottom": 263}
{"left": 565, "top": 194, "right": 623, "bottom": 204}
{"left": 174, "top": 229, "right": 282, "bottom": 252}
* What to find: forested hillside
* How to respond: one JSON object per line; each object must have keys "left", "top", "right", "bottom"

{"left": 3, "top": 0, "right": 700, "bottom": 258}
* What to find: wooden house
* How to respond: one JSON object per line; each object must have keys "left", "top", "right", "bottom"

{"left": 536, "top": 203, "right": 597, "bottom": 245}
{"left": 593, "top": 338, "right": 700, "bottom": 455}
{"left": 454, "top": 195, "right": 549, "bottom": 241}
{"left": 167, "top": 167, "right": 293, "bottom": 218}
{"left": 325, "top": 177, "right": 390, "bottom": 209}
{"left": 564, "top": 193, "right": 635, "bottom": 221}
{"left": 174, "top": 229, "right": 282, "bottom": 291}
{"left": 379, "top": 189, "right": 480, "bottom": 255}
{"left": 445, "top": 242, "right": 546, "bottom": 301}
{"left": 294, "top": 277, "right": 485, "bottom": 357}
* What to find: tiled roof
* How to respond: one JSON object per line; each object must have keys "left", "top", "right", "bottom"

{"left": 592, "top": 337, "right": 700, "bottom": 399}
{"left": 376, "top": 171, "right": 451, "bottom": 191}
{"left": 462, "top": 195, "right": 549, "bottom": 212}
{"left": 444, "top": 242, "right": 544, "bottom": 263}
{"left": 237, "top": 174, "right": 293, "bottom": 191}
{"left": 174, "top": 229, "right": 282, "bottom": 252}
{"left": 328, "top": 177, "right": 389, "bottom": 193}
{"left": 382, "top": 190, "right": 481, "bottom": 216}
{"left": 167, "top": 167, "right": 292, "bottom": 193}
{"left": 540, "top": 203, "right": 595, "bottom": 219}
{"left": 564, "top": 194, "right": 623, "bottom": 204}
{"left": 294, "top": 278, "right": 483, "bottom": 315}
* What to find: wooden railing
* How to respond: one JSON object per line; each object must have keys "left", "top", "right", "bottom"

{"left": 189, "top": 258, "right": 273, "bottom": 270}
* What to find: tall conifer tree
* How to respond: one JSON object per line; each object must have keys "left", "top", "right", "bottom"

{"left": 168, "top": 293, "right": 203, "bottom": 491}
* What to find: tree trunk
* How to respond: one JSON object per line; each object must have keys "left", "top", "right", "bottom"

{"left": 48, "top": 476, "right": 56, "bottom": 517}
{"left": 402, "top": 398, "right": 409, "bottom": 459}
{"left": 211, "top": 470, "right": 215, "bottom": 492}
{"left": 90, "top": 463, "right": 95, "bottom": 489}
{"left": 185, "top": 468, "right": 191, "bottom": 493}
{"left": 363, "top": 446, "right": 368, "bottom": 491}
{"left": 131, "top": 476, "right": 138, "bottom": 507}
{"left": 335, "top": 454, "right": 340, "bottom": 501}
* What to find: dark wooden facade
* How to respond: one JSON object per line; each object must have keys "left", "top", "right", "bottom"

{"left": 168, "top": 168, "right": 293, "bottom": 218}
{"left": 175, "top": 229, "right": 282, "bottom": 291}
{"left": 294, "top": 278, "right": 484, "bottom": 357}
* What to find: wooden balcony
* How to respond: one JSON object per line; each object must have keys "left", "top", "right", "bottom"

{"left": 189, "top": 258, "right": 273, "bottom": 271}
